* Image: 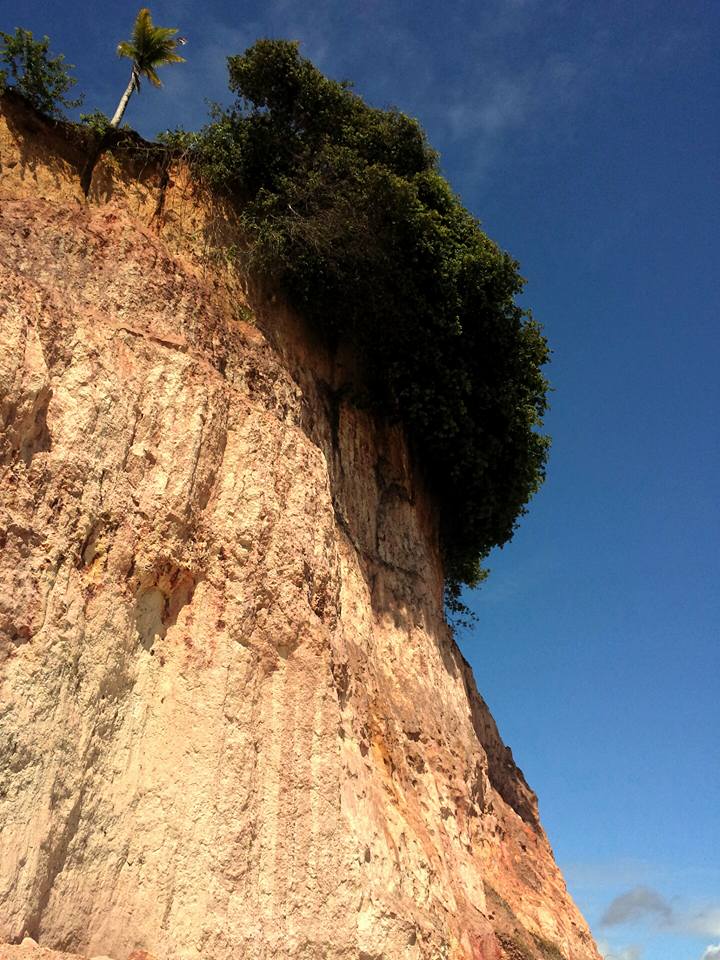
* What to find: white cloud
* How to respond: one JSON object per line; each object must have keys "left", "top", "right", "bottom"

{"left": 598, "top": 942, "right": 643, "bottom": 960}
{"left": 691, "top": 910, "right": 720, "bottom": 939}
{"left": 701, "top": 946, "right": 720, "bottom": 960}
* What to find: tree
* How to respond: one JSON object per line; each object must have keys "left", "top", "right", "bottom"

{"left": 177, "top": 41, "right": 551, "bottom": 596}
{"left": 0, "top": 27, "right": 83, "bottom": 117}
{"left": 111, "top": 8, "right": 185, "bottom": 128}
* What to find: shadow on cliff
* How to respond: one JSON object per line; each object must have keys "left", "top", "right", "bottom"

{"left": 248, "top": 287, "right": 542, "bottom": 833}
{"left": 1, "top": 91, "right": 172, "bottom": 214}
{"left": 0, "top": 91, "right": 86, "bottom": 190}
{"left": 247, "top": 287, "right": 445, "bottom": 626}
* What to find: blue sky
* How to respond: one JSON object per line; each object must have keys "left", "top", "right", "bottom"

{"left": 2, "top": 1, "right": 718, "bottom": 957}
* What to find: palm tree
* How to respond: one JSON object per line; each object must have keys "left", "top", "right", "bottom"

{"left": 110, "top": 8, "right": 185, "bottom": 128}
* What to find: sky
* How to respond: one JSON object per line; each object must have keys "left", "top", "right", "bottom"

{"left": 2, "top": 1, "right": 718, "bottom": 958}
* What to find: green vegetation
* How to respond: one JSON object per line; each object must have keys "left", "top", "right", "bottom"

{"left": 80, "top": 108, "right": 112, "bottom": 137}
{"left": 111, "top": 8, "right": 185, "bottom": 128}
{"left": 0, "top": 25, "right": 549, "bottom": 602}
{"left": 168, "top": 40, "right": 550, "bottom": 600}
{"left": 0, "top": 27, "right": 82, "bottom": 117}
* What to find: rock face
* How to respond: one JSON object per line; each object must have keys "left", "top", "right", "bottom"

{"left": 0, "top": 95, "right": 600, "bottom": 960}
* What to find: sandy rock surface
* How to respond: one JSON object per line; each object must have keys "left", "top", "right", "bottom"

{"left": 0, "top": 940, "right": 152, "bottom": 960}
{"left": 0, "top": 95, "right": 600, "bottom": 960}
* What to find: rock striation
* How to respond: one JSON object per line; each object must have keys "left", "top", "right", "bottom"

{"left": 0, "top": 94, "right": 600, "bottom": 960}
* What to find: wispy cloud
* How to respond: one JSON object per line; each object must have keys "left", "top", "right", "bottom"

{"left": 601, "top": 887, "right": 673, "bottom": 927}
{"left": 690, "top": 909, "right": 720, "bottom": 939}
{"left": 599, "top": 886, "right": 720, "bottom": 939}
{"left": 446, "top": 75, "right": 533, "bottom": 140}
{"left": 114, "top": 0, "right": 712, "bottom": 174}
{"left": 598, "top": 943, "right": 643, "bottom": 960}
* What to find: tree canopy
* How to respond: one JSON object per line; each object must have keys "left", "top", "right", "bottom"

{"left": 0, "top": 27, "right": 82, "bottom": 117}
{"left": 169, "top": 39, "right": 550, "bottom": 601}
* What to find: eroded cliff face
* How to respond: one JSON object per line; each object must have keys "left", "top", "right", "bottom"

{"left": 0, "top": 96, "right": 599, "bottom": 960}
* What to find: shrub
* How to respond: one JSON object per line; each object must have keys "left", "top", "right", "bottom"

{"left": 170, "top": 40, "right": 551, "bottom": 598}
{"left": 80, "top": 108, "right": 112, "bottom": 138}
{"left": 0, "top": 27, "right": 83, "bottom": 117}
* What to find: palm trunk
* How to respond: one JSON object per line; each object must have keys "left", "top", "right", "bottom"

{"left": 110, "top": 67, "right": 138, "bottom": 128}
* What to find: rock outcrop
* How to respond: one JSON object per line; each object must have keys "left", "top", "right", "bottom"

{"left": 0, "top": 94, "right": 600, "bottom": 960}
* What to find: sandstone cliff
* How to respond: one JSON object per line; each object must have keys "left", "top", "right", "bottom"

{"left": 0, "top": 95, "right": 600, "bottom": 960}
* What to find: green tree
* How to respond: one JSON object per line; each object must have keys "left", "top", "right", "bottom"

{"left": 172, "top": 40, "right": 551, "bottom": 597}
{"left": 111, "top": 7, "right": 185, "bottom": 128}
{"left": 0, "top": 27, "right": 83, "bottom": 117}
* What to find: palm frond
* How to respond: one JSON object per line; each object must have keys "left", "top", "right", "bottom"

{"left": 116, "top": 40, "right": 135, "bottom": 60}
{"left": 113, "top": 6, "right": 185, "bottom": 114}
{"left": 118, "top": 7, "right": 186, "bottom": 73}
{"left": 143, "top": 65, "right": 161, "bottom": 87}
{"left": 132, "top": 9, "right": 154, "bottom": 49}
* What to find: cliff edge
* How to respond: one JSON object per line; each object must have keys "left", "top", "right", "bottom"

{"left": 0, "top": 95, "right": 600, "bottom": 960}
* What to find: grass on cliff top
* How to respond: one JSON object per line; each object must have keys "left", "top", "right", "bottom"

{"left": 161, "top": 41, "right": 552, "bottom": 606}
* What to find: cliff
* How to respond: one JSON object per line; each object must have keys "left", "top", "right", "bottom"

{"left": 0, "top": 94, "right": 600, "bottom": 960}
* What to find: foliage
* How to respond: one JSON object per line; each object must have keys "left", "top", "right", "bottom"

{"left": 156, "top": 125, "right": 199, "bottom": 152}
{"left": 174, "top": 40, "right": 551, "bottom": 594}
{"left": 116, "top": 8, "right": 185, "bottom": 90}
{"left": 0, "top": 27, "right": 83, "bottom": 117}
{"left": 80, "top": 108, "right": 111, "bottom": 137}
{"left": 111, "top": 8, "right": 185, "bottom": 127}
